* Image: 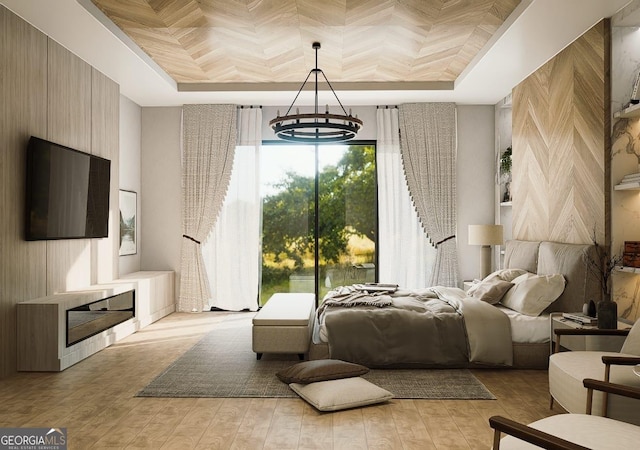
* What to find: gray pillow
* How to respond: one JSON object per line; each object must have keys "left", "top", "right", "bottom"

{"left": 276, "top": 359, "right": 369, "bottom": 384}
{"left": 289, "top": 377, "right": 393, "bottom": 411}
{"left": 470, "top": 279, "right": 514, "bottom": 304}
{"left": 504, "top": 240, "right": 541, "bottom": 273}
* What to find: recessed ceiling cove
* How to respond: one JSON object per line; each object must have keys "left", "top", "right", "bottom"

{"left": 89, "top": 0, "right": 521, "bottom": 88}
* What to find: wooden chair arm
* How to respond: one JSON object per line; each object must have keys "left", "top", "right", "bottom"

{"left": 583, "top": 378, "right": 640, "bottom": 416}
{"left": 601, "top": 355, "right": 640, "bottom": 366}
{"left": 553, "top": 328, "right": 630, "bottom": 337}
{"left": 489, "top": 416, "right": 590, "bottom": 450}
{"left": 490, "top": 381, "right": 640, "bottom": 448}
{"left": 553, "top": 327, "right": 630, "bottom": 353}
{"left": 583, "top": 378, "right": 640, "bottom": 400}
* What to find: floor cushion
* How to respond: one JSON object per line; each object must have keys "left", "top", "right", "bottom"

{"left": 289, "top": 377, "right": 393, "bottom": 412}
{"left": 277, "top": 359, "right": 369, "bottom": 384}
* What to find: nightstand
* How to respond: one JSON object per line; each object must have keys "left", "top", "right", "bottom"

{"left": 550, "top": 313, "right": 631, "bottom": 353}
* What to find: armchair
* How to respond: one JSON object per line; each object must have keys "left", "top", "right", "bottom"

{"left": 548, "top": 319, "right": 640, "bottom": 425}
{"left": 490, "top": 379, "right": 640, "bottom": 449}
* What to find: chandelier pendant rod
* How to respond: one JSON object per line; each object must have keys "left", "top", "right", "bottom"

{"left": 314, "top": 42, "right": 319, "bottom": 137}
{"left": 315, "top": 42, "right": 319, "bottom": 117}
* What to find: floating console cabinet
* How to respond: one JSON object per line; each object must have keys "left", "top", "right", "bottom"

{"left": 117, "top": 271, "right": 175, "bottom": 328}
{"left": 17, "top": 271, "right": 174, "bottom": 371}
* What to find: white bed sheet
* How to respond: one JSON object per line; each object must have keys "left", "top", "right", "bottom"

{"left": 497, "top": 305, "right": 549, "bottom": 343}
{"left": 313, "top": 313, "right": 327, "bottom": 344}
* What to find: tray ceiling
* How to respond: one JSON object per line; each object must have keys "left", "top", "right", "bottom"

{"left": 89, "top": 0, "right": 521, "bottom": 87}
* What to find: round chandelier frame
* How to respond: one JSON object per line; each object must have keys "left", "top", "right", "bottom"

{"left": 269, "top": 42, "right": 363, "bottom": 143}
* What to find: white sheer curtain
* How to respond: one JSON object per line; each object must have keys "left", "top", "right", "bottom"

{"left": 376, "top": 107, "right": 436, "bottom": 288}
{"left": 202, "top": 107, "right": 262, "bottom": 311}
{"left": 399, "top": 103, "right": 459, "bottom": 287}
{"left": 179, "top": 104, "right": 237, "bottom": 312}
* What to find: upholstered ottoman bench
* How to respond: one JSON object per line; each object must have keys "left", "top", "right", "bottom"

{"left": 252, "top": 293, "right": 315, "bottom": 360}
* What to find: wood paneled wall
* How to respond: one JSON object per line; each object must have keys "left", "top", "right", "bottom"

{"left": 0, "top": 6, "right": 120, "bottom": 378}
{"left": 0, "top": 5, "right": 48, "bottom": 380}
{"left": 46, "top": 39, "right": 93, "bottom": 295}
{"left": 511, "top": 20, "right": 610, "bottom": 246}
{"left": 91, "top": 69, "right": 120, "bottom": 285}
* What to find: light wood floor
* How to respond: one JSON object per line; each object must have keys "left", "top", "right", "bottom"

{"left": 0, "top": 312, "right": 558, "bottom": 449}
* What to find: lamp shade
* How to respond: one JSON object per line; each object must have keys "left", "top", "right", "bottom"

{"left": 468, "top": 224, "right": 503, "bottom": 246}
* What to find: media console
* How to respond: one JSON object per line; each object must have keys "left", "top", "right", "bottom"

{"left": 17, "top": 271, "right": 174, "bottom": 371}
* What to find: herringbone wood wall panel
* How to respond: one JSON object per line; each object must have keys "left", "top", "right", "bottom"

{"left": 90, "top": 0, "right": 520, "bottom": 85}
{"left": 512, "top": 20, "right": 609, "bottom": 245}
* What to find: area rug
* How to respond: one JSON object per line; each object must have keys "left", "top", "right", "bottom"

{"left": 136, "top": 315, "right": 495, "bottom": 400}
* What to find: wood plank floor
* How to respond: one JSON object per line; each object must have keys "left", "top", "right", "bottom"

{"left": 0, "top": 312, "right": 558, "bottom": 449}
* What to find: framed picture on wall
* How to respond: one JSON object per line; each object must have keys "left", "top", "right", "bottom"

{"left": 119, "top": 190, "right": 137, "bottom": 256}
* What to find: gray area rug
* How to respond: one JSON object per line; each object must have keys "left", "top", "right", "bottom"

{"left": 136, "top": 314, "right": 495, "bottom": 400}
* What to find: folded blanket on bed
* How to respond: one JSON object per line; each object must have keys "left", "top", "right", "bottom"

{"left": 317, "top": 285, "right": 393, "bottom": 318}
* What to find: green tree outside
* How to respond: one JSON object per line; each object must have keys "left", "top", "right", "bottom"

{"left": 260, "top": 144, "right": 376, "bottom": 303}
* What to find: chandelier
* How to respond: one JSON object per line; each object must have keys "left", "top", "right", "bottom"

{"left": 269, "top": 42, "right": 363, "bottom": 143}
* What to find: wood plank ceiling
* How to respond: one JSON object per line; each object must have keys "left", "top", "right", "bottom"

{"left": 90, "top": 0, "right": 520, "bottom": 87}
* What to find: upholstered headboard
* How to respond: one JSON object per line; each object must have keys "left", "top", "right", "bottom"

{"left": 504, "top": 240, "right": 600, "bottom": 313}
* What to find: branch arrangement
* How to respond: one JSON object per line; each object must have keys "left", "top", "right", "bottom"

{"left": 584, "top": 231, "right": 622, "bottom": 301}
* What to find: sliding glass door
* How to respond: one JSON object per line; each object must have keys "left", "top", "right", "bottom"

{"left": 259, "top": 142, "right": 377, "bottom": 305}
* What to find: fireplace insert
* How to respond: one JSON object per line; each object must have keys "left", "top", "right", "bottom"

{"left": 66, "top": 289, "right": 135, "bottom": 346}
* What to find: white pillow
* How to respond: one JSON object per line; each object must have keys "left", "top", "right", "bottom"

{"left": 289, "top": 377, "right": 393, "bottom": 412}
{"left": 500, "top": 273, "right": 566, "bottom": 316}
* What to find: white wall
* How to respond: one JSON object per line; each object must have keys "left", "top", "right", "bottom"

{"left": 140, "top": 107, "right": 183, "bottom": 286}
{"left": 118, "top": 95, "right": 142, "bottom": 275}
{"left": 456, "top": 105, "right": 497, "bottom": 282}
{"left": 139, "top": 104, "right": 495, "bottom": 288}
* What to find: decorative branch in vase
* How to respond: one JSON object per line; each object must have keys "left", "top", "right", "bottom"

{"left": 583, "top": 232, "right": 622, "bottom": 329}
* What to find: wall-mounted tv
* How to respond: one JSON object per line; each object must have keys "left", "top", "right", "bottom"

{"left": 25, "top": 137, "right": 111, "bottom": 240}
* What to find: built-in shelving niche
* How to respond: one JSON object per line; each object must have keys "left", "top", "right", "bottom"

{"left": 614, "top": 102, "right": 640, "bottom": 119}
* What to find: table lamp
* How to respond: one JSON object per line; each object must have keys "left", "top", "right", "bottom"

{"left": 468, "top": 224, "right": 504, "bottom": 279}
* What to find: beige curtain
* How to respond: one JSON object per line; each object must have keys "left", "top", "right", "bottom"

{"left": 179, "top": 104, "right": 237, "bottom": 312}
{"left": 202, "top": 107, "right": 262, "bottom": 311}
{"left": 399, "top": 103, "right": 459, "bottom": 287}
{"left": 376, "top": 107, "right": 436, "bottom": 288}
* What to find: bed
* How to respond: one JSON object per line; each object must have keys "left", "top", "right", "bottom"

{"left": 308, "top": 240, "right": 600, "bottom": 369}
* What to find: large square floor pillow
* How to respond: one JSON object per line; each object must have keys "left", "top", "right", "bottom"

{"left": 289, "top": 377, "right": 393, "bottom": 412}
{"left": 276, "top": 359, "right": 369, "bottom": 384}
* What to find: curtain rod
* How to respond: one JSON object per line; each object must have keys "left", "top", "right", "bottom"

{"left": 376, "top": 105, "right": 398, "bottom": 109}
{"left": 237, "top": 105, "right": 262, "bottom": 109}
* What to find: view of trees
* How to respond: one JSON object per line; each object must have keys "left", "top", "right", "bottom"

{"left": 261, "top": 145, "right": 376, "bottom": 270}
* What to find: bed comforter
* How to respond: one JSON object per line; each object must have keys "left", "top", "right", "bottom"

{"left": 318, "top": 285, "right": 513, "bottom": 368}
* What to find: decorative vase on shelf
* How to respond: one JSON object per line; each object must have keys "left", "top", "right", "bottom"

{"left": 597, "top": 299, "right": 618, "bottom": 329}
{"left": 588, "top": 299, "right": 596, "bottom": 317}
{"left": 582, "top": 300, "right": 597, "bottom": 317}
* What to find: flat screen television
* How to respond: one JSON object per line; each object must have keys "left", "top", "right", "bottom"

{"left": 25, "top": 137, "right": 111, "bottom": 240}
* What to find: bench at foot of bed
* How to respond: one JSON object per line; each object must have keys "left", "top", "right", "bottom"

{"left": 252, "top": 293, "right": 315, "bottom": 360}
